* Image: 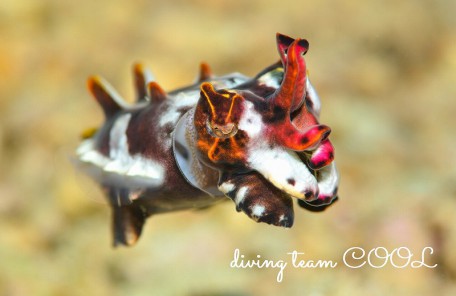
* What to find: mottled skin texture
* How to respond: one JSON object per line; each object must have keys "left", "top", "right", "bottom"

{"left": 76, "top": 33, "right": 339, "bottom": 247}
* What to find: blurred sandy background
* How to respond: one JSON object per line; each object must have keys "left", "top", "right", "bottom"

{"left": 1, "top": 0, "right": 455, "bottom": 295}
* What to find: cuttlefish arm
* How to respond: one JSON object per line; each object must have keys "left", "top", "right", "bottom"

{"left": 218, "top": 171, "right": 294, "bottom": 227}
{"left": 298, "top": 161, "right": 339, "bottom": 211}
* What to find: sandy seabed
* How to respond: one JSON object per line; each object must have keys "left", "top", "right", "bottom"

{"left": 1, "top": 0, "right": 455, "bottom": 295}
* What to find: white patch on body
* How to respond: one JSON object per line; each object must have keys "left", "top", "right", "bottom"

{"left": 104, "top": 114, "right": 132, "bottom": 173}
{"left": 218, "top": 182, "right": 235, "bottom": 193}
{"left": 238, "top": 101, "right": 263, "bottom": 138}
{"left": 77, "top": 113, "right": 164, "bottom": 188}
{"left": 162, "top": 137, "right": 173, "bottom": 150}
{"left": 258, "top": 71, "right": 281, "bottom": 89}
{"left": 316, "top": 161, "right": 339, "bottom": 197}
{"left": 159, "top": 108, "right": 181, "bottom": 127}
{"left": 125, "top": 157, "right": 163, "bottom": 179}
{"left": 247, "top": 147, "right": 318, "bottom": 199}
{"left": 78, "top": 144, "right": 109, "bottom": 167}
{"left": 235, "top": 187, "right": 248, "bottom": 205}
{"left": 159, "top": 91, "right": 200, "bottom": 127}
{"left": 173, "top": 91, "right": 200, "bottom": 108}
{"left": 142, "top": 69, "right": 155, "bottom": 84}
{"left": 251, "top": 204, "right": 265, "bottom": 218}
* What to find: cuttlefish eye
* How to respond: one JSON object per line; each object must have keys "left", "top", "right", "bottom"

{"left": 207, "top": 121, "right": 238, "bottom": 138}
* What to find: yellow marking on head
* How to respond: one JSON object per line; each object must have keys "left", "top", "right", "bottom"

{"left": 197, "top": 139, "right": 212, "bottom": 151}
{"left": 201, "top": 82, "right": 217, "bottom": 118}
{"left": 80, "top": 127, "right": 98, "bottom": 139}
{"left": 208, "top": 138, "right": 220, "bottom": 162}
{"left": 229, "top": 137, "right": 243, "bottom": 158}
{"left": 225, "top": 94, "right": 240, "bottom": 122}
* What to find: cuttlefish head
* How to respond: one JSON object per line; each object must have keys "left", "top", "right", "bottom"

{"left": 194, "top": 33, "right": 337, "bottom": 206}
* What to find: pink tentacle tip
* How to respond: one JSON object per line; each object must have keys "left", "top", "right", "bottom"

{"left": 309, "top": 139, "right": 335, "bottom": 169}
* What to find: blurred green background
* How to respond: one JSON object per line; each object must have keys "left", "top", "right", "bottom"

{"left": 1, "top": 0, "right": 455, "bottom": 295}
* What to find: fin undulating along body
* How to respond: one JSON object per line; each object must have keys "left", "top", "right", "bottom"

{"left": 76, "top": 33, "right": 339, "bottom": 247}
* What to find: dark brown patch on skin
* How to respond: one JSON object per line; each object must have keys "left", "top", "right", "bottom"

{"left": 248, "top": 96, "right": 286, "bottom": 124}
{"left": 272, "top": 106, "right": 287, "bottom": 122}
{"left": 235, "top": 80, "right": 277, "bottom": 98}
{"left": 287, "top": 178, "right": 296, "bottom": 186}
{"left": 126, "top": 106, "right": 160, "bottom": 158}
{"left": 300, "top": 135, "right": 309, "bottom": 144}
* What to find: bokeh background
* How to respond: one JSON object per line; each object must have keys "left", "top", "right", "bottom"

{"left": 1, "top": 0, "right": 455, "bottom": 295}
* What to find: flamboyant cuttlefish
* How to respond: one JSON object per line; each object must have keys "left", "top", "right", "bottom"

{"left": 76, "top": 33, "right": 339, "bottom": 247}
